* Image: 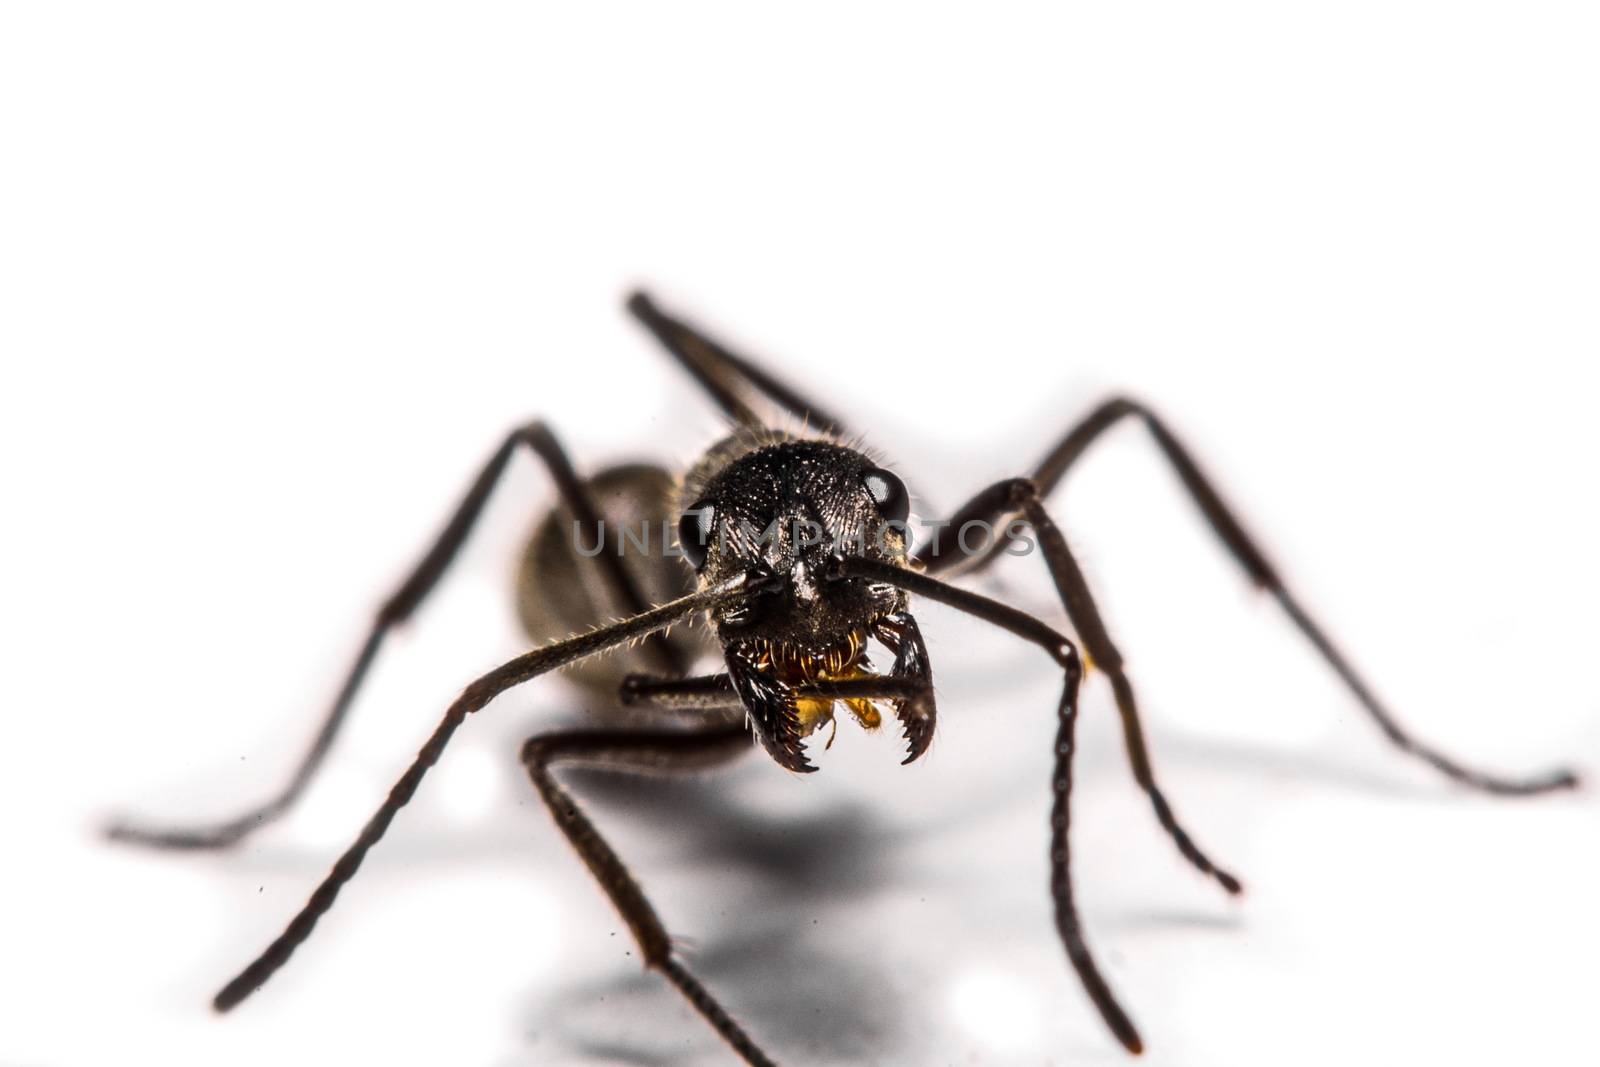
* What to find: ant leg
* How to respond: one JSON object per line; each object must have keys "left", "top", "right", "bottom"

{"left": 626, "top": 292, "right": 950, "bottom": 524}
{"left": 108, "top": 420, "right": 684, "bottom": 851}
{"left": 619, "top": 671, "right": 740, "bottom": 712}
{"left": 919, "top": 479, "right": 1243, "bottom": 895}
{"left": 627, "top": 291, "right": 852, "bottom": 435}
{"left": 928, "top": 397, "right": 1579, "bottom": 796}
{"left": 825, "top": 557, "right": 1142, "bottom": 1053}
{"left": 520, "top": 724, "right": 776, "bottom": 1066}
{"left": 212, "top": 580, "right": 740, "bottom": 1011}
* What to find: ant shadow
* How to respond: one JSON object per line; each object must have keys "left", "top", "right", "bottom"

{"left": 502, "top": 732, "right": 1293, "bottom": 1066}
{"left": 522, "top": 719, "right": 1517, "bottom": 1062}
{"left": 112, "top": 680, "right": 1520, "bottom": 1066}
{"left": 518, "top": 767, "right": 915, "bottom": 1065}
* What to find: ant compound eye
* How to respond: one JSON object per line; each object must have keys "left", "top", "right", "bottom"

{"left": 862, "top": 468, "right": 910, "bottom": 525}
{"left": 677, "top": 502, "right": 717, "bottom": 571}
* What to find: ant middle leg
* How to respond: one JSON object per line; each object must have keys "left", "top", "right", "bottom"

{"left": 107, "top": 420, "right": 683, "bottom": 851}
{"left": 931, "top": 397, "right": 1578, "bottom": 797}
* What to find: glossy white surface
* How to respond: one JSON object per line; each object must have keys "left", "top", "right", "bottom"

{"left": 3, "top": 4, "right": 1598, "bottom": 1064}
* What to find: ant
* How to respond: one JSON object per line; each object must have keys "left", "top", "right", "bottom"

{"left": 108, "top": 291, "right": 1579, "bottom": 1064}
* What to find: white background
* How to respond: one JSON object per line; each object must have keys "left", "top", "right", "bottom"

{"left": 3, "top": 4, "right": 1598, "bottom": 1066}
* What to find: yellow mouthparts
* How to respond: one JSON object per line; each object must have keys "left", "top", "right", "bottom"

{"left": 754, "top": 631, "right": 882, "bottom": 741}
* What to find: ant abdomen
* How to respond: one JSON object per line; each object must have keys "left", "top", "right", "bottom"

{"left": 516, "top": 463, "right": 713, "bottom": 693}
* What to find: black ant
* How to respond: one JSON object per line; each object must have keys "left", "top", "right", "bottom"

{"left": 108, "top": 291, "right": 1579, "bottom": 1064}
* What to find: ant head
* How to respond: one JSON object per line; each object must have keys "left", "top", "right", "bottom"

{"left": 676, "top": 434, "right": 927, "bottom": 771}
{"left": 677, "top": 436, "right": 911, "bottom": 645}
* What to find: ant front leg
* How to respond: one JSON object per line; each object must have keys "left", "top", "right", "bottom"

{"left": 518, "top": 720, "right": 777, "bottom": 1067}
{"left": 108, "top": 420, "right": 679, "bottom": 851}
{"left": 823, "top": 557, "right": 1143, "bottom": 1052}
{"left": 209, "top": 583, "right": 740, "bottom": 1013}
{"left": 920, "top": 478, "right": 1244, "bottom": 896}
